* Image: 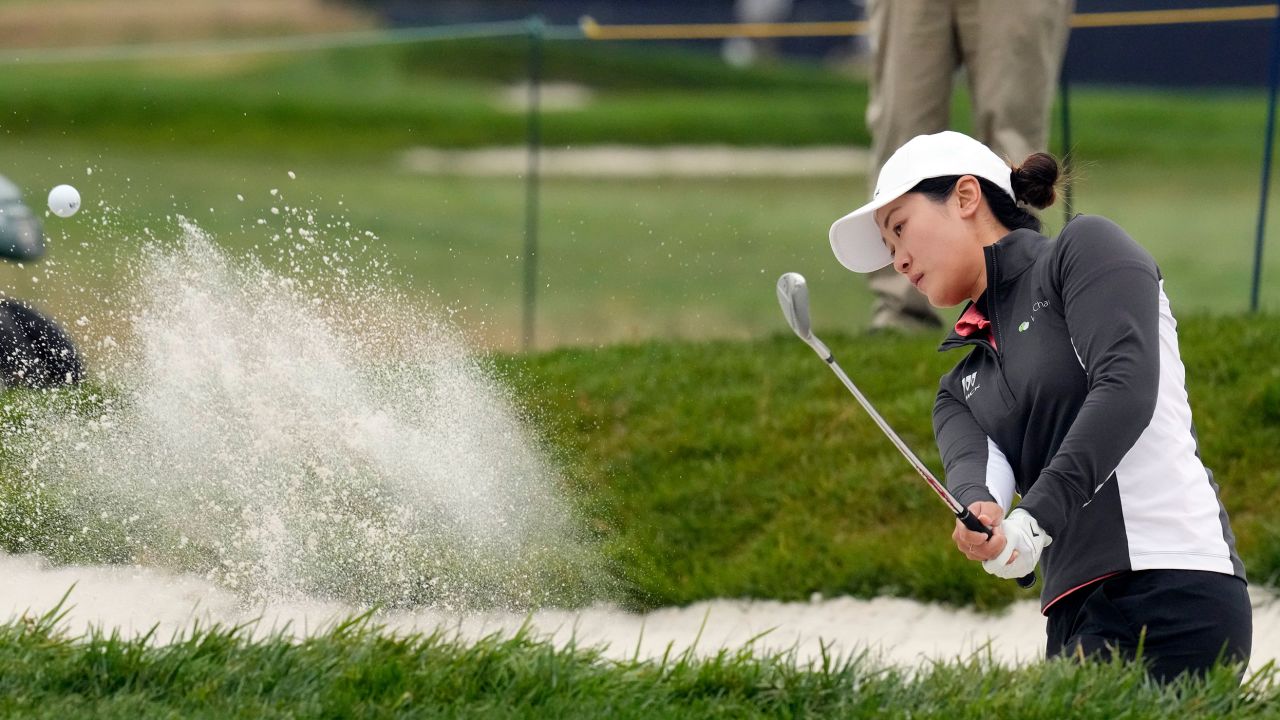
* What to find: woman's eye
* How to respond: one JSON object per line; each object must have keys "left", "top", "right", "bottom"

{"left": 893, "top": 223, "right": 904, "bottom": 237}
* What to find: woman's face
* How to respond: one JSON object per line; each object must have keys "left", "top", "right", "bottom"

{"left": 872, "top": 182, "right": 987, "bottom": 307}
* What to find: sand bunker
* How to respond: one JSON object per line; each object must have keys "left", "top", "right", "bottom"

{"left": 3, "top": 553, "right": 1274, "bottom": 674}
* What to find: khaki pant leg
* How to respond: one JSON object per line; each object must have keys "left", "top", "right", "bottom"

{"left": 866, "top": 0, "right": 962, "bottom": 174}
{"left": 956, "top": 0, "right": 1074, "bottom": 162}
{"left": 864, "top": 0, "right": 959, "bottom": 329}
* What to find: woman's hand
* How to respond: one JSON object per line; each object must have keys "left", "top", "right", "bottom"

{"left": 953, "top": 501, "right": 1007, "bottom": 562}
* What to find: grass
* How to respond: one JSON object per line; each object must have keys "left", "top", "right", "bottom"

{"left": 0, "top": 600, "right": 1273, "bottom": 718}
{"left": 0, "top": 38, "right": 1270, "bottom": 162}
{"left": 0, "top": 40, "right": 861, "bottom": 155}
{"left": 0, "top": 39, "right": 1273, "bottom": 351}
{"left": 0, "top": 40, "right": 1277, "bottom": 350}
{"left": 1, "top": 135, "right": 1278, "bottom": 352}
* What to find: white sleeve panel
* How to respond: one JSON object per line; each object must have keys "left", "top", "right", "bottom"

{"left": 985, "top": 437, "right": 1016, "bottom": 513}
{"left": 1114, "top": 282, "right": 1234, "bottom": 574}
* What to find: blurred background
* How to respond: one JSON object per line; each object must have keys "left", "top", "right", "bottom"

{"left": 1, "top": 0, "right": 1277, "bottom": 354}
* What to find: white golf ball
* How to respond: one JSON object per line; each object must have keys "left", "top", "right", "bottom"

{"left": 47, "top": 184, "right": 81, "bottom": 218}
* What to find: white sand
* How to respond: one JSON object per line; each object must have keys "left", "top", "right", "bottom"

{"left": 3, "top": 553, "right": 1274, "bottom": 673}
{"left": 401, "top": 145, "right": 870, "bottom": 178}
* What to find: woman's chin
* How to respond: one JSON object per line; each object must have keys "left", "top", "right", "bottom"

{"left": 927, "top": 291, "right": 966, "bottom": 309}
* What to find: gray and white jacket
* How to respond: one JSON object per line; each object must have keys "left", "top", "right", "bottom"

{"left": 934, "top": 215, "right": 1246, "bottom": 612}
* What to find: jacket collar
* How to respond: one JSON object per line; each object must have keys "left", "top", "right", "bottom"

{"left": 983, "top": 227, "right": 1046, "bottom": 285}
{"left": 939, "top": 228, "right": 1048, "bottom": 350}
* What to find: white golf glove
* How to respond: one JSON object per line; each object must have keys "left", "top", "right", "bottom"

{"left": 982, "top": 508, "right": 1052, "bottom": 580}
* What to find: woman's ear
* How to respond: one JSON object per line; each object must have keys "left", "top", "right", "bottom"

{"left": 953, "top": 175, "right": 983, "bottom": 219}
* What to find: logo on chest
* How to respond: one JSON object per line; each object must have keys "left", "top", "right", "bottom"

{"left": 962, "top": 371, "right": 981, "bottom": 400}
{"left": 1018, "top": 299, "right": 1051, "bottom": 334}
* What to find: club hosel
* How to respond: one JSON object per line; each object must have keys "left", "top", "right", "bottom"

{"left": 806, "top": 336, "right": 832, "bottom": 363}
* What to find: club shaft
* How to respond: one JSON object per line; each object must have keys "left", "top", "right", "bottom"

{"left": 780, "top": 274, "right": 1034, "bottom": 589}
{"left": 822, "top": 356, "right": 965, "bottom": 516}
{"left": 821, "top": 347, "right": 1036, "bottom": 589}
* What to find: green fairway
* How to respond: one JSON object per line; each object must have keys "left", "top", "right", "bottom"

{"left": 0, "top": 137, "right": 1277, "bottom": 352}
{"left": 0, "top": 40, "right": 1277, "bottom": 350}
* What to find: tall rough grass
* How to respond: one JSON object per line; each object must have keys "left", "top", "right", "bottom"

{"left": 0, "top": 597, "right": 1273, "bottom": 718}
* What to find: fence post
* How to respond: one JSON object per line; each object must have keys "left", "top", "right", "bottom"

{"left": 1252, "top": 1, "right": 1280, "bottom": 313}
{"left": 522, "top": 15, "right": 544, "bottom": 350}
{"left": 1059, "top": 74, "right": 1074, "bottom": 224}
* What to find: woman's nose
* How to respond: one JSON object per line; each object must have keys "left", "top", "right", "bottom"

{"left": 895, "top": 253, "right": 910, "bottom": 274}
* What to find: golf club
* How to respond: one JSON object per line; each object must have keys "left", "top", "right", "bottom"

{"left": 776, "top": 272, "right": 1035, "bottom": 589}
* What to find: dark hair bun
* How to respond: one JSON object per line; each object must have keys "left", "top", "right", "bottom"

{"left": 1010, "top": 152, "right": 1060, "bottom": 209}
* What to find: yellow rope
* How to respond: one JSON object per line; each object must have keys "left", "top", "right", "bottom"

{"left": 1072, "top": 5, "right": 1277, "bottom": 28}
{"left": 579, "top": 17, "right": 867, "bottom": 40}
{"left": 580, "top": 4, "right": 1279, "bottom": 41}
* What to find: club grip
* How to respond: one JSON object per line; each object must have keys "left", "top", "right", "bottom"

{"left": 957, "top": 509, "right": 1036, "bottom": 589}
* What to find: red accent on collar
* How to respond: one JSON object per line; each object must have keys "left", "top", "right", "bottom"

{"left": 955, "top": 305, "right": 997, "bottom": 349}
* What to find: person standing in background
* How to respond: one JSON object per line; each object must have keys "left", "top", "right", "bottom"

{"left": 864, "top": 0, "right": 1074, "bottom": 331}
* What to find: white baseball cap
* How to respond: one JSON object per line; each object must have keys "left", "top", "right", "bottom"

{"left": 829, "top": 131, "right": 1016, "bottom": 272}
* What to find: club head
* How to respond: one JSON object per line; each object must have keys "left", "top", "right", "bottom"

{"left": 776, "top": 272, "right": 813, "bottom": 340}
{"left": 777, "top": 272, "right": 832, "bottom": 360}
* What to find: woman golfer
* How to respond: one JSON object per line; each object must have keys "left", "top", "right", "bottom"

{"left": 828, "top": 131, "right": 1251, "bottom": 681}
